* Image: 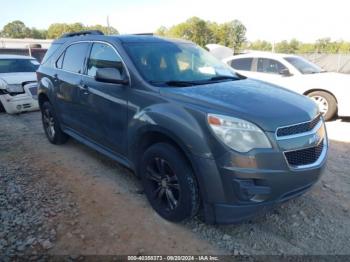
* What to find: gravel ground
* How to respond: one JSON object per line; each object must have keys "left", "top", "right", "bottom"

{"left": 0, "top": 111, "right": 349, "bottom": 257}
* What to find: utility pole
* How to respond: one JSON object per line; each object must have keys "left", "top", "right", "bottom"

{"left": 107, "top": 16, "right": 111, "bottom": 35}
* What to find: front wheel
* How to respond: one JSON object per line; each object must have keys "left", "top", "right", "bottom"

{"left": 307, "top": 91, "right": 337, "bottom": 121}
{"left": 0, "top": 101, "right": 5, "bottom": 113}
{"left": 140, "top": 143, "right": 200, "bottom": 222}
{"left": 41, "top": 101, "right": 69, "bottom": 144}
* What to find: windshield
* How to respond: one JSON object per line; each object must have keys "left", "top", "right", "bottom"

{"left": 0, "top": 59, "right": 39, "bottom": 73}
{"left": 124, "top": 42, "right": 238, "bottom": 86}
{"left": 284, "top": 56, "right": 323, "bottom": 74}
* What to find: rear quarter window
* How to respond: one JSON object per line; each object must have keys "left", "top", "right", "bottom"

{"left": 41, "top": 43, "right": 62, "bottom": 65}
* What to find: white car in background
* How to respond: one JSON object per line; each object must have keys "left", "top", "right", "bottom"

{"left": 0, "top": 55, "right": 39, "bottom": 114}
{"left": 224, "top": 52, "right": 350, "bottom": 120}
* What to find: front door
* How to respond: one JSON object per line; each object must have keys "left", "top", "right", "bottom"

{"left": 79, "top": 42, "right": 129, "bottom": 155}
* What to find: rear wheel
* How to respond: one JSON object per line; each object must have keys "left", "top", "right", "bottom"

{"left": 307, "top": 91, "right": 337, "bottom": 121}
{"left": 140, "top": 143, "right": 200, "bottom": 222}
{"left": 41, "top": 101, "right": 69, "bottom": 144}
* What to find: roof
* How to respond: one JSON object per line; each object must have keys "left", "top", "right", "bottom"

{"left": 229, "top": 51, "right": 299, "bottom": 60}
{"left": 113, "top": 35, "right": 192, "bottom": 44}
{"left": 53, "top": 34, "right": 192, "bottom": 45}
{"left": 0, "top": 54, "right": 35, "bottom": 60}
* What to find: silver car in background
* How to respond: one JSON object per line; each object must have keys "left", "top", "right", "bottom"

{"left": 0, "top": 55, "right": 39, "bottom": 114}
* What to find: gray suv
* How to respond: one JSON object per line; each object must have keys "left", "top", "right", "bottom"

{"left": 37, "top": 31, "right": 328, "bottom": 224}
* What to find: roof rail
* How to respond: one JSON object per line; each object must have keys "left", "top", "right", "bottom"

{"left": 132, "top": 33, "right": 154, "bottom": 36}
{"left": 59, "top": 30, "right": 104, "bottom": 39}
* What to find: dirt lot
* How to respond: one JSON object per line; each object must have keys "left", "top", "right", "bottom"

{"left": 1, "top": 111, "right": 349, "bottom": 257}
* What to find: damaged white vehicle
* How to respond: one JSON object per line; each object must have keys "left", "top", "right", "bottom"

{"left": 0, "top": 55, "right": 39, "bottom": 114}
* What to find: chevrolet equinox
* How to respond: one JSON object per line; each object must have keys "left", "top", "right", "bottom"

{"left": 37, "top": 31, "right": 328, "bottom": 224}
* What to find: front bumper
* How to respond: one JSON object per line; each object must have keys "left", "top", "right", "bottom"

{"left": 0, "top": 83, "right": 39, "bottom": 114}
{"left": 0, "top": 93, "right": 39, "bottom": 114}
{"left": 194, "top": 119, "right": 328, "bottom": 224}
{"left": 195, "top": 151, "right": 326, "bottom": 224}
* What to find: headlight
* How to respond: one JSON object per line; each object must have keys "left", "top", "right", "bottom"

{"left": 0, "top": 78, "right": 7, "bottom": 89}
{"left": 207, "top": 114, "right": 272, "bottom": 152}
{"left": 6, "top": 84, "right": 24, "bottom": 93}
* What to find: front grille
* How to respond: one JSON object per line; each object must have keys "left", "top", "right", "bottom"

{"left": 285, "top": 140, "right": 324, "bottom": 167}
{"left": 277, "top": 114, "right": 321, "bottom": 137}
{"left": 22, "top": 103, "right": 31, "bottom": 109}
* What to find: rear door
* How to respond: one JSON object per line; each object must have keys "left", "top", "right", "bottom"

{"left": 54, "top": 42, "right": 90, "bottom": 133}
{"left": 251, "top": 58, "right": 289, "bottom": 83}
{"left": 79, "top": 42, "right": 129, "bottom": 155}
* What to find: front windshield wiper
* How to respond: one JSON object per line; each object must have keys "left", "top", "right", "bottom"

{"left": 209, "top": 75, "right": 240, "bottom": 81}
{"left": 150, "top": 80, "right": 202, "bottom": 87}
{"left": 150, "top": 75, "right": 240, "bottom": 87}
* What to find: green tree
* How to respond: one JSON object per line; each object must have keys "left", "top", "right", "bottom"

{"left": 315, "top": 38, "right": 331, "bottom": 53}
{"left": 247, "top": 40, "right": 272, "bottom": 51}
{"left": 227, "top": 20, "right": 247, "bottom": 52}
{"left": 47, "top": 23, "right": 118, "bottom": 39}
{"left": 338, "top": 41, "right": 350, "bottom": 53}
{"left": 47, "top": 23, "right": 70, "bottom": 39}
{"left": 29, "top": 28, "right": 47, "bottom": 39}
{"left": 298, "top": 43, "right": 315, "bottom": 53}
{"left": 85, "top": 24, "right": 119, "bottom": 35}
{"left": 155, "top": 26, "right": 168, "bottom": 36}
{"left": 275, "top": 39, "right": 300, "bottom": 53}
{"left": 156, "top": 18, "right": 246, "bottom": 51}
{"left": 167, "top": 17, "right": 214, "bottom": 47}
{"left": 47, "top": 23, "right": 84, "bottom": 39}
{"left": 1, "top": 20, "right": 31, "bottom": 38}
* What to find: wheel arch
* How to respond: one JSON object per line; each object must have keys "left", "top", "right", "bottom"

{"left": 303, "top": 89, "right": 338, "bottom": 103}
{"left": 38, "top": 92, "right": 50, "bottom": 109}
{"left": 131, "top": 127, "right": 196, "bottom": 176}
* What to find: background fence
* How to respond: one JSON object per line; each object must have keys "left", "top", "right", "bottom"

{"left": 301, "top": 53, "right": 350, "bottom": 74}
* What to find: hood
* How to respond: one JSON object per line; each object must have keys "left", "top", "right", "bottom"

{"left": 0, "top": 72, "right": 37, "bottom": 86}
{"left": 160, "top": 79, "right": 318, "bottom": 132}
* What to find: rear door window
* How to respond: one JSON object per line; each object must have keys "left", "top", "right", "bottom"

{"left": 256, "top": 58, "right": 287, "bottom": 74}
{"left": 61, "top": 43, "right": 90, "bottom": 74}
{"left": 231, "top": 58, "right": 253, "bottom": 71}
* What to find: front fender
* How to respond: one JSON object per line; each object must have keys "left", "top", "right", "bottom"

{"left": 128, "top": 103, "right": 213, "bottom": 159}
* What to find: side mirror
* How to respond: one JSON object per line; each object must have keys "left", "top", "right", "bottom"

{"left": 95, "top": 68, "right": 129, "bottom": 85}
{"left": 280, "top": 68, "right": 292, "bottom": 77}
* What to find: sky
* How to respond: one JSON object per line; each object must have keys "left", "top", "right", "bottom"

{"left": 0, "top": 0, "right": 349, "bottom": 42}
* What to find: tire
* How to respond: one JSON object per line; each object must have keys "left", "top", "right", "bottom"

{"left": 41, "top": 101, "right": 69, "bottom": 144}
{"left": 0, "top": 101, "right": 4, "bottom": 113}
{"left": 307, "top": 91, "right": 337, "bottom": 121}
{"left": 140, "top": 143, "right": 200, "bottom": 222}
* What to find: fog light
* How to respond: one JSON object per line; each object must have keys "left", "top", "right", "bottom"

{"left": 232, "top": 179, "right": 271, "bottom": 202}
{"left": 16, "top": 105, "right": 22, "bottom": 110}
